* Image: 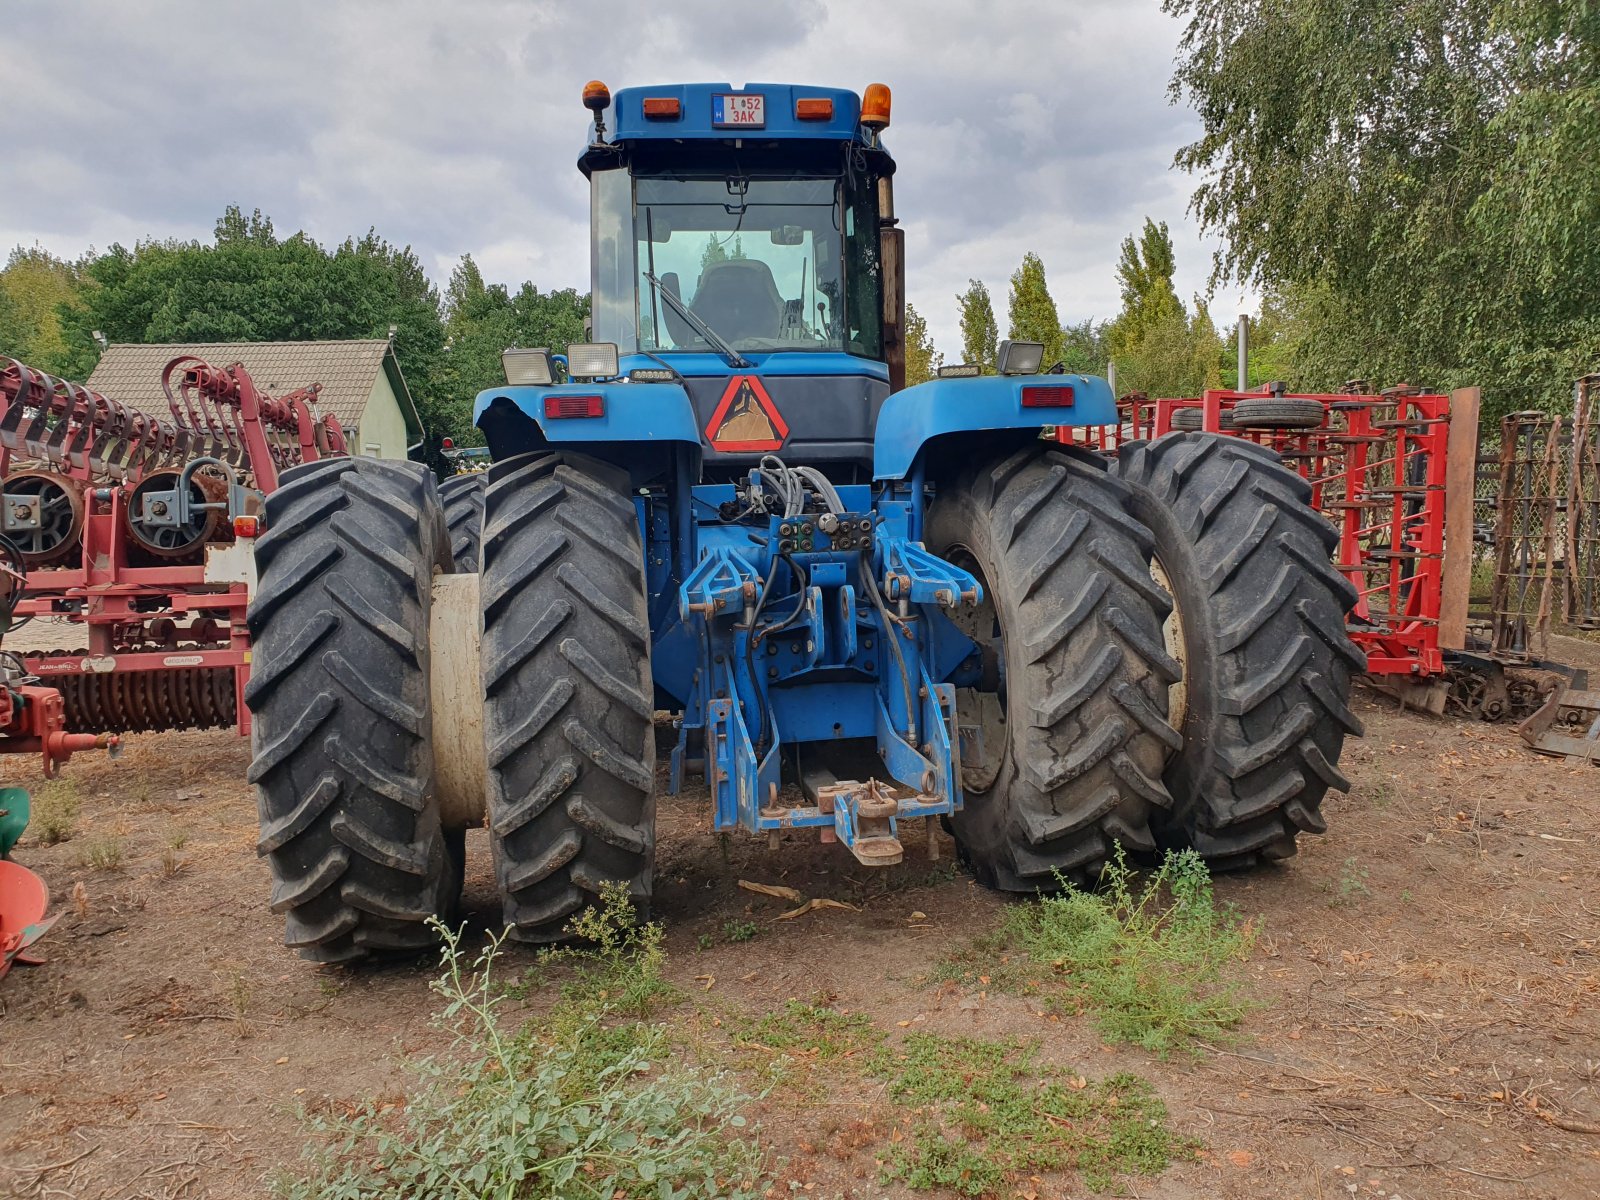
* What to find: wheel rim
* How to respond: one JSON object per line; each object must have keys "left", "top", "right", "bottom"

{"left": 945, "top": 544, "right": 1007, "bottom": 795}
{"left": 1, "top": 472, "right": 83, "bottom": 564}
{"left": 1151, "top": 556, "right": 1187, "bottom": 729}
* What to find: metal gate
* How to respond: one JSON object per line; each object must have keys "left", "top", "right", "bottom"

{"left": 1491, "top": 374, "right": 1600, "bottom": 657}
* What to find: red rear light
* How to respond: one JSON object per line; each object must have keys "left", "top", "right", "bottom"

{"left": 1021, "top": 385, "right": 1075, "bottom": 408}
{"left": 233, "top": 515, "right": 260, "bottom": 538}
{"left": 642, "top": 97, "right": 681, "bottom": 119}
{"left": 544, "top": 395, "right": 605, "bottom": 419}
{"left": 795, "top": 98, "right": 834, "bottom": 120}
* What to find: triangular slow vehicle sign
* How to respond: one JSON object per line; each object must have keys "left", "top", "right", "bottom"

{"left": 705, "top": 375, "right": 789, "bottom": 453}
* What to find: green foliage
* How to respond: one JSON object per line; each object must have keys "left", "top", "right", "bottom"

{"left": 719, "top": 918, "right": 759, "bottom": 944}
{"left": 436, "top": 253, "right": 588, "bottom": 450}
{"left": 0, "top": 246, "right": 85, "bottom": 374}
{"left": 1006, "top": 252, "right": 1064, "bottom": 367}
{"left": 280, "top": 889, "right": 763, "bottom": 1200}
{"left": 743, "top": 1000, "right": 882, "bottom": 1062}
{"left": 11, "top": 206, "right": 588, "bottom": 454}
{"left": 78, "top": 835, "right": 124, "bottom": 871}
{"left": 534, "top": 884, "right": 680, "bottom": 1020}
{"left": 699, "top": 233, "right": 747, "bottom": 270}
{"left": 939, "top": 849, "right": 1256, "bottom": 1055}
{"left": 1109, "top": 219, "right": 1184, "bottom": 358}
{"left": 955, "top": 278, "right": 998, "bottom": 373}
{"left": 1059, "top": 317, "right": 1110, "bottom": 376}
{"left": 1165, "top": 0, "right": 1600, "bottom": 419}
{"left": 30, "top": 779, "right": 79, "bottom": 845}
{"left": 903, "top": 301, "right": 941, "bottom": 385}
{"left": 869, "top": 1034, "right": 1190, "bottom": 1195}
{"left": 1104, "top": 218, "right": 1225, "bottom": 398}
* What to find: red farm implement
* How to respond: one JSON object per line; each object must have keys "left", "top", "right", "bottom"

{"left": 0, "top": 355, "right": 347, "bottom": 749}
{"left": 1060, "top": 383, "right": 1554, "bottom": 717}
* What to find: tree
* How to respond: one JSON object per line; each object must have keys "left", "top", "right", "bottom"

{"left": 903, "top": 302, "right": 941, "bottom": 386}
{"left": 1006, "top": 253, "right": 1064, "bottom": 367}
{"left": 1060, "top": 317, "right": 1110, "bottom": 376}
{"left": 436, "top": 253, "right": 588, "bottom": 447}
{"left": 1164, "top": 0, "right": 1600, "bottom": 418}
{"left": 0, "top": 246, "right": 85, "bottom": 374}
{"left": 956, "top": 279, "right": 998, "bottom": 372}
{"left": 54, "top": 210, "right": 453, "bottom": 433}
{"left": 1108, "top": 219, "right": 1184, "bottom": 359}
{"left": 699, "top": 234, "right": 747, "bottom": 271}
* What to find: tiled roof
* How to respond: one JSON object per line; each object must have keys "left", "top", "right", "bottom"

{"left": 83, "top": 339, "right": 420, "bottom": 435}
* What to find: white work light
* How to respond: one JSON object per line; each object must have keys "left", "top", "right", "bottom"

{"left": 937, "top": 363, "right": 982, "bottom": 378}
{"left": 566, "top": 342, "right": 620, "bottom": 379}
{"left": 995, "top": 341, "right": 1045, "bottom": 376}
{"left": 501, "top": 348, "right": 554, "bottom": 386}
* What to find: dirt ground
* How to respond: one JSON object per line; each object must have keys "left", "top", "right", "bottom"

{"left": 3, "top": 644, "right": 1600, "bottom": 1200}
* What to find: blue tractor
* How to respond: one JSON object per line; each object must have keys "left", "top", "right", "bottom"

{"left": 246, "top": 82, "right": 1362, "bottom": 960}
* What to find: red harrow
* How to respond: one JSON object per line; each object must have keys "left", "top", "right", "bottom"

{"left": 0, "top": 355, "right": 347, "bottom": 754}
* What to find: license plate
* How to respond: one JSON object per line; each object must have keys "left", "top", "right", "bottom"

{"left": 713, "top": 93, "right": 765, "bottom": 128}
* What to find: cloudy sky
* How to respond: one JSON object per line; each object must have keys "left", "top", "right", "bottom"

{"left": 2, "top": 0, "right": 1251, "bottom": 353}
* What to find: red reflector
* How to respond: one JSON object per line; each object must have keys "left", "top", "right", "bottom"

{"left": 233, "top": 515, "right": 260, "bottom": 538}
{"left": 795, "top": 97, "right": 834, "bottom": 120}
{"left": 642, "top": 97, "right": 681, "bottom": 119}
{"left": 1021, "top": 385, "right": 1075, "bottom": 408}
{"left": 544, "top": 395, "right": 604, "bottom": 419}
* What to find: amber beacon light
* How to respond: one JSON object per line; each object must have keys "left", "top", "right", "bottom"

{"left": 860, "top": 83, "right": 891, "bottom": 129}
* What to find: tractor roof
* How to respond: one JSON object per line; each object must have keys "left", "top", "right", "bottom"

{"left": 580, "top": 83, "right": 893, "bottom": 174}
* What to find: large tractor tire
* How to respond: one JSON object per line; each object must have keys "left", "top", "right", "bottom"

{"left": 479, "top": 451, "right": 655, "bottom": 942}
{"left": 1111, "top": 433, "right": 1364, "bottom": 866}
{"left": 925, "top": 446, "right": 1181, "bottom": 889}
{"left": 246, "top": 458, "right": 461, "bottom": 962}
{"left": 439, "top": 473, "right": 485, "bottom": 573}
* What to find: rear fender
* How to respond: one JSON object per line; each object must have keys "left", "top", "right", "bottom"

{"left": 473, "top": 383, "right": 702, "bottom": 481}
{"left": 872, "top": 374, "right": 1117, "bottom": 481}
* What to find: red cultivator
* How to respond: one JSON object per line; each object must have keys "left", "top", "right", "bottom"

{"left": 0, "top": 355, "right": 347, "bottom": 741}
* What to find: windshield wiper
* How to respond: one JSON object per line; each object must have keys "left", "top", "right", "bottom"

{"left": 642, "top": 270, "right": 752, "bottom": 369}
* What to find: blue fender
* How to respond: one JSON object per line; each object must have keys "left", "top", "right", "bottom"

{"left": 872, "top": 374, "right": 1117, "bottom": 481}
{"left": 473, "top": 381, "right": 703, "bottom": 481}
{"left": 473, "top": 382, "right": 703, "bottom": 452}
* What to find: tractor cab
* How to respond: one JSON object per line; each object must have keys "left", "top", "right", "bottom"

{"left": 477, "top": 82, "right": 903, "bottom": 479}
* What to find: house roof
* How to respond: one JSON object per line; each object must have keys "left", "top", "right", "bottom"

{"left": 84, "top": 339, "right": 422, "bottom": 442}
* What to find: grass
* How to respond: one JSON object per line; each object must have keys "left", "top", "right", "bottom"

{"left": 938, "top": 848, "right": 1258, "bottom": 1055}
{"left": 30, "top": 779, "right": 79, "bottom": 845}
{"left": 869, "top": 1034, "right": 1192, "bottom": 1195}
{"left": 737, "top": 1002, "right": 1187, "bottom": 1194}
{"left": 77, "top": 835, "right": 123, "bottom": 871}
{"left": 279, "top": 884, "right": 764, "bottom": 1199}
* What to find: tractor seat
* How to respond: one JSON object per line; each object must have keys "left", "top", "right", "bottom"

{"left": 688, "top": 258, "right": 785, "bottom": 344}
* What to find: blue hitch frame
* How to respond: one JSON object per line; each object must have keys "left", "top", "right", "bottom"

{"left": 669, "top": 481, "right": 981, "bottom": 866}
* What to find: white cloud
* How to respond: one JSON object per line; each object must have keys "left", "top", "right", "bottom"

{"left": 0, "top": 0, "right": 1254, "bottom": 358}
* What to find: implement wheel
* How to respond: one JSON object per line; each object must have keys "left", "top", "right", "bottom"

{"left": 1111, "top": 433, "right": 1364, "bottom": 866}
{"left": 479, "top": 452, "right": 654, "bottom": 942}
{"left": 438, "top": 473, "right": 485, "bottom": 573}
{"left": 246, "top": 458, "right": 461, "bottom": 962}
{"left": 926, "top": 446, "right": 1180, "bottom": 889}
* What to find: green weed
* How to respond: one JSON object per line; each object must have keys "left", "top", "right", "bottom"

{"left": 1335, "top": 856, "right": 1372, "bottom": 902}
{"left": 78, "top": 835, "right": 123, "bottom": 871}
{"left": 31, "top": 780, "right": 79, "bottom": 845}
{"left": 743, "top": 1000, "right": 882, "bottom": 1061}
{"left": 721, "top": 918, "right": 759, "bottom": 943}
{"left": 869, "top": 1033, "right": 1191, "bottom": 1194}
{"left": 279, "top": 884, "right": 765, "bottom": 1199}
{"left": 941, "top": 848, "right": 1257, "bottom": 1055}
